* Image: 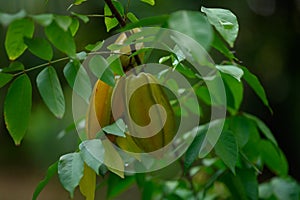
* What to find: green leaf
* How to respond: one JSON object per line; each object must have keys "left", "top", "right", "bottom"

{"left": 107, "top": 55, "right": 124, "bottom": 76}
{"left": 201, "top": 7, "right": 239, "bottom": 48}
{"left": 36, "top": 66, "right": 65, "bottom": 118}
{"left": 259, "top": 140, "right": 288, "bottom": 176}
{"left": 1, "top": 61, "right": 24, "bottom": 73}
{"left": 0, "top": 73, "right": 13, "bottom": 88}
{"left": 4, "top": 74, "right": 32, "bottom": 145}
{"left": 69, "top": 18, "right": 79, "bottom": 36}
{"left": 107, "top": 173, "right": 135, "bottom": 199}
{"left": 271, "top": 177, "right": 300, "bottom": 200}
{"left": 104, "top": 0, "right": 124, "bottom": 32}
{"left": 79, "top": 164, "right": 96, "bottom": 200}
{"left": 120, "top": 15, "right": 169, "bottom": 31}
{"left": 63, "top": 60, "right": 91, "bottom": 103}
{"left": 241, "top": 66, "right": 271, "bottom": 112}
{"left": 79, "top": 139, "right": 105, "bottom": 174}
{"left": 45, "top": 22, "right": 76, "bottom": 57}
{"left": 0, "top": 10, "right": 26, "bottom": 26}
{"left": 74, "top": 0, "right": 87, "bottom": 5}
{"left": 140, "top": 0, "right": 155, "bottom": 6}
{"left": 85, "top": 41, "right": 104, "bottom": 51}
{"left": 215, "top": 130, "right": 238, "bottom": 174}
{"left": 102, "top": 119, "right": 126, "bottom": 137}
{"left": 126, "top": 12, "right": 139, "bottom": 23}
{"left": 184, "top": 126, "right": 206, "bottom": 172}
{"left": 58, "top": 152, "right": 84, "bottom": 198}
{"left": 216, "top": 65, "right": 243, "bottom": 82}
{"left": 168, "top": 11, "right": 213, "bottom": 50}
{"left": 103, "top": 139, "right": 124, "bottom": 178}
{"left": 221, "top": 169, "right": 258, "bottom": 200}
{"left": 5, "top": 18, "right": 34, "bottom": 60}
{"left": 222, "top": 73, "right": 243, "bottom": 114}
{"left": 71, "top": 12, "right": 89, "bottom": 23}
{"left": 211, "top": 32, "right": 236, "bottom": 61}
{"left": 54, "top": 15, "right": 72, "bottom": 31}
{"left": 32, "top": 161, "right": 58, "bottom": 200}
{"left": 31, "top": 14, "right": 53, "bottom": 26}
{"left": 243, "top": 113, "right": 278, "bottom": 147}
{"left": 24, "top": 37, "right": 53, "bottom": 61}
{"left": 89, "top": 55, "right": 115, "bottom": 86}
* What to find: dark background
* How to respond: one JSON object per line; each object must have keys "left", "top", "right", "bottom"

{"left": 0, "top": 0, "right": 299, "bottom": 199}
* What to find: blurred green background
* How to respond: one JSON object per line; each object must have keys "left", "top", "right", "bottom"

{"left": 0, "top": 0, "right": 299, "bottom": 199}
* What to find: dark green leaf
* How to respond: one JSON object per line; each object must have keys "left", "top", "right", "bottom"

{"left": 221, "top": 169, "right": 258, "bottom": 200}
{"left": 174, "top": 63, "right": 196, "bottom": 79}
{"left": 5, "top": 18, "right": 34, "bottom": 60}
{"left": 31, "top": 14, "right": 53, "bottom": 26}
{"left": 89, "top": 55, "right": 115, "bottom": 86}
{"left": 222, "top": 73, "right": 243, "bottom": 114}
{"left": 1, "top": 61, "right": 24, "bottom": 73}
{"left": 24, "top": 37, "right": 53, "bottom": 61}
{"left": 32, "top": 161, "right": 58, "bottom": 200}
{"left": 107, "top": 173, "right": 135, "bottom": 199}
{"left": 107, "top": 55, "right": 124, "bottom": 76}
{"left": 140, "top": 0, "right": 155, "bottom": 6}
{"left": 184, "top": 126, "right": 206, "bottom": 172}
{"left": 69, "top": 18, "right": 79, "bottom": 36}
{"left": 71, "top": 12, "right": 89, "bottom": 23}
{"left": 243, "top": 113, "right": 278, "bottom": 147}
{"left": 0, "top": 10, "right": 26, "bottom": 26}
{"left": 215, "top": 130, "right": 238, "bottom": 174}
{"left": 58, "top": 153, "right": 84, "bottom": 198}
{"left": 241, "top": 66, "right": 271, "bottom": 112}
{"left": 216, "top": 65, "right": 243, "bottom": 82}
{"left": 168, "top": 11, "right": 213, "bottom": 50}
{"left": 54, "top": 15, "right": 72, "bottom": 31}
{"left": 79, "top": 139, "right": 105, "bottom": 174}
{"left": 259, "top": 140, "right": 288, "bottom": 176}
{"left": 63, "top": 60, "right": 91, "bottom": 103}
{"left": 36, "top": 66, "right": 65, "bottom": 118}
{"left": 102, "top": 119, "right": 126, "bottom": 137}
{"left": 4, "top": 74, "right": 32, "bottom": 145}
{"left": 211, "top": 32, "right": 236, "bottom": 61}
{"left": 120, "top": 15, "right": 169, "bottom": 31}
{"left": 201, "top": 7, "right": 239, "bottom": 47}
{"left": 45, "top": 22, "right": 76, "bottom": 57}
{"left": 0, "top": 73, "right": 13, "bottom": 88}
{"left": 104, "top": 0, "right": 124, "bottom": 32}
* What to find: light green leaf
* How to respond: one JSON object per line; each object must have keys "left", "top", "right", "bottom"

{"left": 64, "top": 60, "right": 91, "bottom": 103}
{"left": 69, "top": 18, "right": 79, "bottom": 36}
{"left": 4, "top": 74, "right": 32, "bottom": 145}
{"left": 54, "top": 15, "right": 72, "bottom": 31}
{"left": 241, "top": 66, "right": 271, "bottom": 112}
{"left": 103, "top": 119, "right": 126, "bottom": 137}
{"left": 271, "top": 177, "right": 300, "bottom": 200}
{"left": 0, "top": 10, "right": 26, "bottom": 26}
{"left": 89, "top": 55, "right": 115, "bottom": 86}
{"left": 58, "top": 153, "right": 84, "bottom": 198}
{"left": 216, "top": 65, "right": 244, "bottom": 82}
{"left": 215, "top": 130, "right": 238, "bottom": 174}
{"left": 45, "top": 22, "right": 76, "bottom": 57}
{"left": 79, "top": 139, "right": 105, "bottom": 174}
{"left": 24, "top": 37, "right": 53, "bottom": 61}
{"left": 36, "top": 66, "right": 65, "bottom": 118}
{"left": 103, "top": 139, "right": 124, "bottom": 178}
{"left": 140, "top": 0, "right": 155, "bottom": 6}
{"left": 104, "top": 0, "right": 124, "bottom": 32}
{"left": 259, "top": 140, "right": 288, "bottom": 176}
{"left": 1, "top": 61, "right": 24, "bottom": 73}
{"left": 85, "top": 41, "right": 104, "bottom": 51}
{"left": 32, "top": 161, "right": 58, "bottom": 200}
{"left": 71, "top": 12, "right": 89, "bottom": 23}
{"left": 222, "top": 73, "right": 243, "bottom": 114}
{"left": 0, "top": 73, "right": 13, "bottom": 88}
{"left": 74, "top": 0, "right": 87, "bottom": 5}
{"left": 168, "top": 11, "right": 213, "bottom": 50}
{"left": 31, "top": 14, "right": 53, "bottom": 26}
{"left": 5, "top": 18, "right": 34, "bottom": 60}
{"left": 211, "top": 32, "right": 236, "bottom": 61}
{"left": 79, "top": 164, "right": 96, "bottom": 200}
{"left": 127, "top": 12, "right": 139, "bottom": 23}
{"left": 201, "top": 7, "right": 239, "bottom": 47}
{"left": 243, "top": 113, "right": 278, "bottom": 147}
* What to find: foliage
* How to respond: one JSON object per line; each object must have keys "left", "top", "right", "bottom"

{"left": 0, "top": 0, "right": 299, "bottom": 199}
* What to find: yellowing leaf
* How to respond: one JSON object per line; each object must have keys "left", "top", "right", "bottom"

{"left": 79, "top": 164, "right": 96, "bottom": 200}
